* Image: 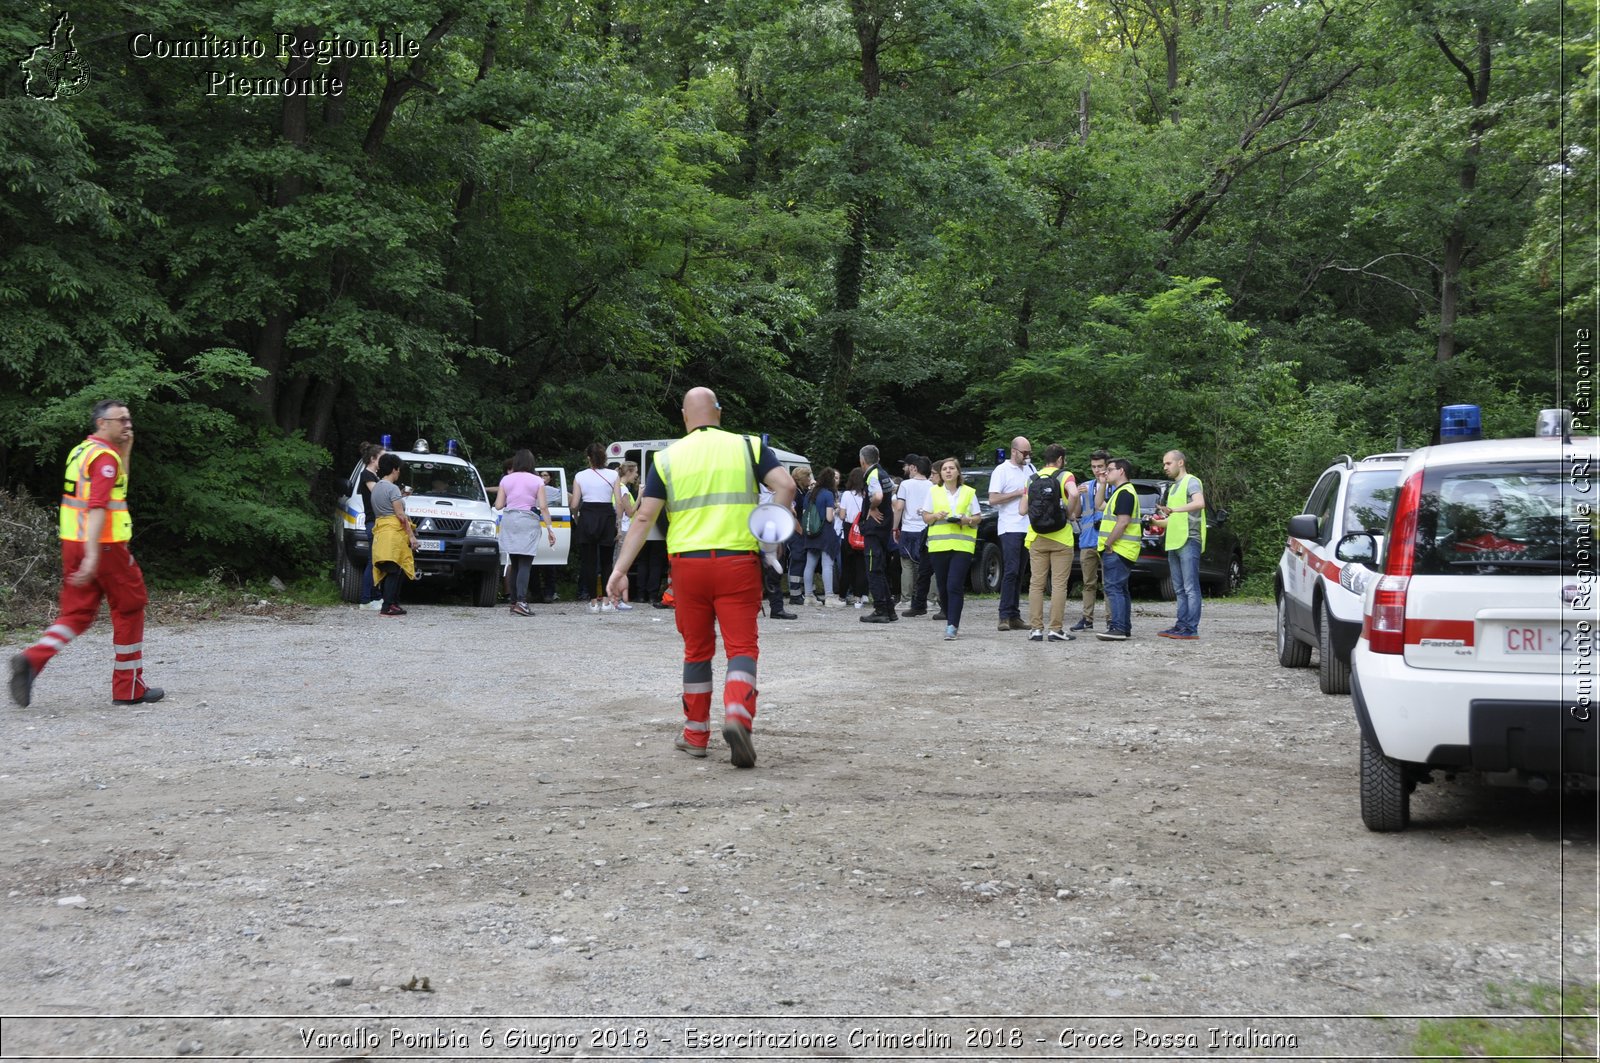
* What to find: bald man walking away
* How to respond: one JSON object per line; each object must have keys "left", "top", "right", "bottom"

{"left": 609, "top": 388, "right": 797, "bottom": 768}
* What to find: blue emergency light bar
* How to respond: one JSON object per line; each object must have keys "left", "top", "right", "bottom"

{"left": 1439, "top": 404, "right": 1481, "bottom": 443}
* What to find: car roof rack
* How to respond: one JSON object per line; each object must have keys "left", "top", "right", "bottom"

{"left": 1357, "top": 451, "right": 1412, "bottom": 463}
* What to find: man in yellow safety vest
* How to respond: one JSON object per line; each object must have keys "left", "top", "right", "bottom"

{"left": 11, "top": 400, "right": 164, "bottom": 708}
{"left": 1156, "top": 449, "right": 1207, "bottom": 640}
{"left": 608, "top": 387, "right": 796, "bottom": 768}
{"left": 1094, "top": 457, "right": 1142, "bottom": 642}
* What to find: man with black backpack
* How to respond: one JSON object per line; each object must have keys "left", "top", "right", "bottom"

{"left": 1022, "top": 444, "right": 1081, "bottom": 642}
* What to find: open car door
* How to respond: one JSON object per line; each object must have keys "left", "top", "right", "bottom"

{"left": 534, "top": 466, "right": 572, "bottom": 566}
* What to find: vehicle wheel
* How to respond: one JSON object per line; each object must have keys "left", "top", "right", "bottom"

{"left": 473, "top": 569, "right": 498, "bottom": 608}
{"left": 1224, "top": 552, "right": 1244, "bottom": 596}
{"left": 1276, "top": 591, "right": 1312, "bottom": 668}
{"left": 1317, "top": 598, "right": 1352, "bottom": 695}
{"left": 1158, "top": 576, "right": 1175, "bottom": 601}
{"left": 973, "top": 543, "right": 1001, "bottom": 594}
{"left": 1359, "top": 733, "right": 1410, "bottom": 832}
{"left": 337, "top": 542, "right": 362, "bottom": 603}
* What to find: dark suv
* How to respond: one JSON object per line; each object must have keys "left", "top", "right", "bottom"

{"left": 1128, "top": 479, "right": 1245, "bottom": 598}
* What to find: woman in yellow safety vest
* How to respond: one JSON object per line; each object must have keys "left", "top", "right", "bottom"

{"left": 919, "top": 457, "right": 981, "bottom": 641}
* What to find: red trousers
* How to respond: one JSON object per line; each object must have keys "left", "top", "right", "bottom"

{"left": 671, "top": 553, "right": 763, "bottom": 748}
{"left": 24, "top": 541, "right": 151, "bottom": 701}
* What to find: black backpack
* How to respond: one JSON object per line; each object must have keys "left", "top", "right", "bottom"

{"left": 1026, "top": 470, "right": 1069, "bottom": 533}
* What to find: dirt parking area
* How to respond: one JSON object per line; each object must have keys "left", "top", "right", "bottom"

{"left": 2, "top": 596, "right": 1595, "bottom": 1060}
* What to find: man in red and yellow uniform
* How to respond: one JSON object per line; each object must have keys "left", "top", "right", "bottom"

{"left": 608, "top": 387, "right": 796, "bottom": 768}
{"left": 9, "top": 401, "right": 164, "bottom": 708}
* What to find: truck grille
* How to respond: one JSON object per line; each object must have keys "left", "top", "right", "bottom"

{"left": 416, "top": 517, "right": 469, "bottom": 536}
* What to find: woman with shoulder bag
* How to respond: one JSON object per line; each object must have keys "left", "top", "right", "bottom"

{"left": 570, "top": 443, "right": 620, "bottom": 610}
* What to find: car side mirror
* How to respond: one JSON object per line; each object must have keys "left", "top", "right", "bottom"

{"left": 1334, "top": 532, "right": 1378, "bottom": 565}
{"left": 1287, "top": 513, "right": 1320, "bottom": 540}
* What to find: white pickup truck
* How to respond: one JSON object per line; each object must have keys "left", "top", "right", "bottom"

{"left": 335, "top": 443, "right": 571, "bottom": 607}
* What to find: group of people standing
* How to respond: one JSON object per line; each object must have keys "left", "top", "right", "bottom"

{"left": 989, "top": 438, "right": 1209, "bottom": 643}
{"left": 770, "top": 439, "right": 1210, "bottom": 644}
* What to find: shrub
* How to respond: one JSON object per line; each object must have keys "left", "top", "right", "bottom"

{"left": 0, "top": 489, "right": 59, "bottom": 632}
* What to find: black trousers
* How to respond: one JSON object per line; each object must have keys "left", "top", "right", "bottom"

{"left": 865, "top": 535, "right": 892, "bottom": 611}
{"left": 575, "top": 502, "right": 616, "bottom": 600}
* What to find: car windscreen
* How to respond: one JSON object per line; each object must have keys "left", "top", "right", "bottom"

{"left": 1343, "top": 470, "right": 1400, "bottom": 533}
{"left": 1410, "top": 463, "right": 1589, "bottom": 576}
{"left": 401, "top": 461, "right": 485, "bottom": 502}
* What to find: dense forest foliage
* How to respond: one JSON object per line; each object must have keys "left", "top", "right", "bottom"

{"left": 1, "top": 0, "right": 1592, "bottom": 584}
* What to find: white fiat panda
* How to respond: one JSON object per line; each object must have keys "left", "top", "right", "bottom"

{"left": 1335, "top": 412, "right": 1597, "bottom": 830}
{"left": 1277, "top": 451, "right": 1409, "bottom": 694}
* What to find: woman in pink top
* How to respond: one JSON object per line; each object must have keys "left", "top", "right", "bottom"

{"left": 494, "top": 449, "right": 555, "bottom": 616}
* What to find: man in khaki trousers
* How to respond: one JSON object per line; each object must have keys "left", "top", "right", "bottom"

{"left": 1024, "top": 444, "right": 1081, "bottom": 643}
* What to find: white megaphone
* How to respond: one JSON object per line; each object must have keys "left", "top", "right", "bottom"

{"left": 749, "top": 502, "right": 799, "bottom": 571}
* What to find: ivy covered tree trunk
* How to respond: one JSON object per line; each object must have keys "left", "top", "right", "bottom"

{"left": 1433, "top": 22, "right": 1493, "bottom": 364}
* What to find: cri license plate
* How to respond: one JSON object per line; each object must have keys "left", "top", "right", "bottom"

{"left": 416, "top": 539, "right": 444, "bottom": 552}
{"left": 1502, "top": 625, "right": 1573, "bottom": 654}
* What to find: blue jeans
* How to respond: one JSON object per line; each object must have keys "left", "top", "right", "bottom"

{"left": 358, "top": 535, "right": 376, "bottom": 603}
{"left": 802, "top": 546, "right": 835, "bottom": 598}
{"left": 998, "top": 531, "right": 1026, "bottom": 620}
{"left": 1168, "top": 538, "right": 1202, "bottom": 635}
{"left": 1101, "top": 551, "right": 1132, "bottom": 635}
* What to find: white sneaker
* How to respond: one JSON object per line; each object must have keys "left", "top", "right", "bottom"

{"left": 1029, "top": 628, "right": 1044, "bottom": 642}
{"left": 361, "top": 600, "right": 382, "bottom": 611}
{"left": 812, "top": 597, "right": 827, "bottom": 608}
{"left": 588, "top": 600, "right": 601, "bottom": 614}
{"left": 853, "top": 599, "right": 866, "bottom": 609}
{"left": 614, "top": 601, "right": 634, "bottom": 611}
{"left": 601, "top": 601, "right": 616, "bottom": 613}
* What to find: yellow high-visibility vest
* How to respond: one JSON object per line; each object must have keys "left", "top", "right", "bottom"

{"left": 925, "top": 484, "right": 977, "bottom": 554}
{"left": 656, "top": 428, "right": 761, "bottom": 553}
{"left": 1163, "top": 473, "right": 1207, "bottom": 551}
{"left": 1023, "top": 467, "right": 1076, "bottom": 549}
{"left": 1097, "top": 481, "right": 1141, "bottom": 561}
{"left": 59, "top": 438, "right": 131, "bottom": 543}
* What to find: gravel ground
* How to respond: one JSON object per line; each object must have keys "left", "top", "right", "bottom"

{"left": 2, "top": 594, "right": 1595, "bottom": 1061}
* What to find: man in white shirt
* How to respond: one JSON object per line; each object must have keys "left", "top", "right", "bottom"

{"left": 893, "top": 454, "right": 935, "bottom": 617}
{"left": 988, "top": 437, "right": 1035, "bottom": 631}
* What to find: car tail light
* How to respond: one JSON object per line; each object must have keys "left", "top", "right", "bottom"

{"left": 1363, "top": 471, "right": 1423, "bottom": 654}
{"left": 1365, "top": 575, "right": 1411, "bottom": 654}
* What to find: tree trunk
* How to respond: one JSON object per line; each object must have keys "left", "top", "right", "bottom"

{"left": 1079, "top": 77, "right": 1091, "bottom": 144}
{"left": 817, "top": 202, "right": 871, "bottom": 457}
{"left": 449, "top": 19, "right": 499, "bottom": 260}
{"left": 812, "top": 3, "right": 883, "bottom": 457}
{"left": 1432, "top": 24, "right": 1492, "bottom": 363}
{"left": 363, "top": 13, "right": 460, "bottom": 158}
{"left": 252, "top": 25, "right": 318, "bottom": 423}
{"left": 308, "top": 377, "right": 341, "bottom": 449}
{"left": 1165, "top": 25, "right": 1180, "bottom": 125}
